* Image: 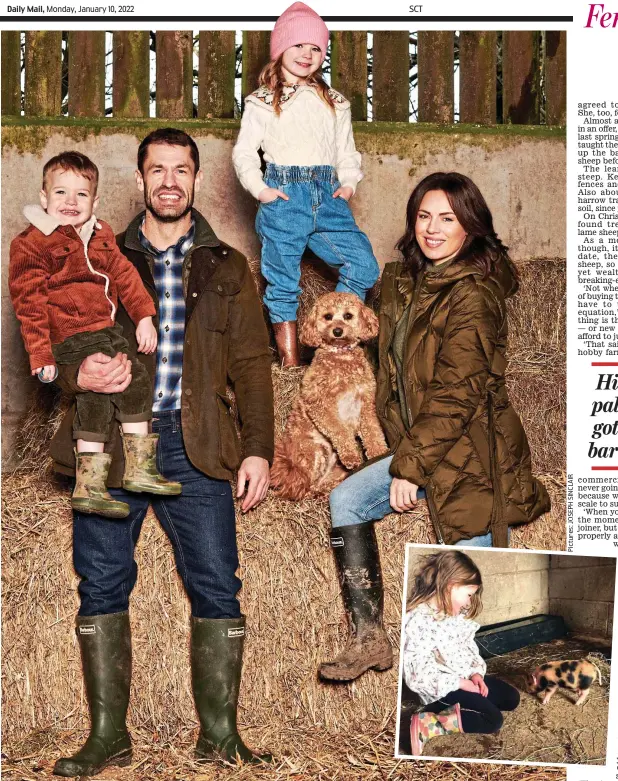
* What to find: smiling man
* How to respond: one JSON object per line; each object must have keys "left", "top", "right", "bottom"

{"left": 49, "top": 128, "right": 274, "bottom": 775}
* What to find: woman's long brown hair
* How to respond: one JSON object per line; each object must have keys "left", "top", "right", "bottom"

{"left": 258, "top": 55, "right": 335, "bottom": 115}
{"left": 407, "top": 550, "right": 483, "bottom": 619}
{"left": 396, "top": 171, "right": 519, "bottom": 283}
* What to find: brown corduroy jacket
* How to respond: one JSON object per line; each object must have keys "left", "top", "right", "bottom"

{"left": 376, "top": 257, "right": 550, "bottom": 547}
{"left": 50, "top": 209, "right": 275, "bottom": 486}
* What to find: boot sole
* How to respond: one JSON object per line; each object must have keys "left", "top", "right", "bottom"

{"left": 53, "top": 749, "right": 132, "bottom": 777}
{"left": 318, "top": 652, "right": 393, "bottom": 682}
{"left": 71, "top": 499, "right": 130, "bottom": 519}
{"left": 122, "top": 481, "right": 182, "bottom": 495}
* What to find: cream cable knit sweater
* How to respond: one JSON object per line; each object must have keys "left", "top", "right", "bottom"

{"left": 232, "top": 84, "right": 364, "bottom": 200}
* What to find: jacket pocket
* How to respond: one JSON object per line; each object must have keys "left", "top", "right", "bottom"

{"left": 200, "top": 278, "right": 240, "bottom": 333}
{"left": 217, "top": 391, "right": 241, "bottom": 470}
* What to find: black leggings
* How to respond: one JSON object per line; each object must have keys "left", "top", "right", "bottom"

{"left": 425, "top": 675, "right": 520, "bottom": 734}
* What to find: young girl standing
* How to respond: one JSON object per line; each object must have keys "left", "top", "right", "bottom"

{"left": 232, "top": 1, "right": 380, "bottom": 366}
{"left": 402, "top": 551, "right": 520, "bottom": 756}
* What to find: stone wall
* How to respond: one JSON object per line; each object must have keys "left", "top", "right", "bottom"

{"left": 549, "top": 555, "right": 615, "bottom": 639}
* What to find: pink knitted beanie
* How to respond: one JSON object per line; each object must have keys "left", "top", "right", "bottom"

{"left": 270, "top": 2, "right": 329, "bottom": 65}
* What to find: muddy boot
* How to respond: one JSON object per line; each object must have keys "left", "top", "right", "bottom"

{"left": 53, "top": 612, "right": 133, "bottom": 777}
{"left": 318, "top": 523, "right": 393, "bottom": 682}
{"left": 191, "top": 616, "right": 272, "bottom": 765}
{"left": 410, "top": 704, "right": 463, "bottom": 756}
{"left": 72, "top": 451, "right": 130, "bottom": 519}
{"left": 121, "top": 433, "right": 182, "bottom": 495}
{"left": 272, "top": 321, "right": 300, "bottom": 367}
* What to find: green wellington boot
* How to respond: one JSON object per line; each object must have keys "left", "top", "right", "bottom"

{"left": 53, "top": 612, "right": 132, "bottom": 777}
{"left": 121, "top": 433, "right": 182, "bottom": 495}
{"left": 71, "top": 451, "right": 130, "bottom": 519}
{"left": 191, "top": 616, "right": 272, "bottom": 765}
{"left": 318, "top": 523, "right": 393, "bottom": 682}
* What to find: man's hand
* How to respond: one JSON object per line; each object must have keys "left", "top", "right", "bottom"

{"left": 77, "top": 352, "right": 132, "bottom": 394}
{"left": 236, "top": 456, "right": 270, "bottom": 512}
{"left": 389, "top": 477, "right": 419, "bottom": 512}
{"left": 470, "top": 673, "right": 488, "bottom": 697}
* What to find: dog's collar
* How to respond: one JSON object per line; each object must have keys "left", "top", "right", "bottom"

{"left": 321, "top": 343, "right": 359, "bottom": 353}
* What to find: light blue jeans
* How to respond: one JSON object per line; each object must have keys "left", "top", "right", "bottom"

{"left": 255, "top": 164, "right": 380, "bottom": 323}
{"left": 330, "top": 455, "right": 508, "bottom": 547}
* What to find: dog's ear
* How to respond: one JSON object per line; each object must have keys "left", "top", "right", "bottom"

{"left": 358, "top": 304, "right": 379, "bottom": 341}
{"left": 299, "top": 305, "right": 322, "bottom": 347}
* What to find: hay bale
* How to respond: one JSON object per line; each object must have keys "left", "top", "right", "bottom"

{"left": 2, "top": 257, "right": 565, "bottom": 780}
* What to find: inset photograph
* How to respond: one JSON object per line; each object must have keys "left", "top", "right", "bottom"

{"left": 396, "top": 546, "right": 614, "bottom": 766}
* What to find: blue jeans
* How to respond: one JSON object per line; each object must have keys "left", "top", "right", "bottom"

{"left": 73, "top": 410, "right": 241, "bottom": 618}
{"left": 330, "top": 455, "right": 506, "bottom": 547}
{"left": 255, "top": 164, "right": 380, "bottom": 323}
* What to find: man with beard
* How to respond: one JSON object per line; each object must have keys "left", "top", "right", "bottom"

{"left": 49, "top": 128, "right": 274, "bottom": 776}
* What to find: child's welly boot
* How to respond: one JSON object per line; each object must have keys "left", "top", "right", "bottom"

{"left": 121, "top": 433, "right": 182, "bottom": 495}
{"left": 72, "top": 451, "right": 130, "bottom": 519}
{"left": 410, "top": 704, "right": 463, "bottom": 756}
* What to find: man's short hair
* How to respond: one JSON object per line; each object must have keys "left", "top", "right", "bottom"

{"left": 137, "top": 128, "right": 200, "bottom": 174}
{"left": 42, "top": 151, "right": 99, "bottom": 193}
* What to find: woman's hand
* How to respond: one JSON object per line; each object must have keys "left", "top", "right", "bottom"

{"left": 333, "top": 185, "right": 353, "bottom": 201}
{"left": 258, "top": 187, "right": 289, "bottom": 204}
{"left": 389, "top": 477, "right": 419, "bottom": 512}
{"left": 32, "top": 364, "right": 56, "bottom": 381}
{"left": 136, "top": 316, "right": 157, "bottom": 354}
{"left": 470, "top": 673, "right": 488, "bottom": 697}
{"left": 459, "top": 677, "right": 482, "bottom": 694}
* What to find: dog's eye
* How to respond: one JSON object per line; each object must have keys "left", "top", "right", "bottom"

{"left": 324, "top": 313, "right": 333, "bottom": 321}
{"left": 343, "top": 312, "right": 354, "bottom": 320}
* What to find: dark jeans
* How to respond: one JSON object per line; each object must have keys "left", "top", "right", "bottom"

{"left": 53, "top": 324, "right": 152, "bottom": 442}
{"left": 425, "top": 675, "right": 520, "bottom": 734}
{"left": 73, "top": 409, "right": 241, "bottom": 618}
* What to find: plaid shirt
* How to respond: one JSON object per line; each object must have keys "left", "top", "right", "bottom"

{"left": 138, "top": 220, "right": 195, "bottom": 411}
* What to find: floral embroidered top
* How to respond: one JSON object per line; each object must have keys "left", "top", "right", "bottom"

{"left": 232, "top": 84, "right": 363, "bottom": 200}
{"left": 402, "top": 602, "right": 487, "bottom": 705}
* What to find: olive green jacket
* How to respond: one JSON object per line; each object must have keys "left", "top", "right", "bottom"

{"left": 376, "top": 258, "right": 550, "bottom": 546}
{"left": 50, "top": 209, "right": 274, "bottom": 486}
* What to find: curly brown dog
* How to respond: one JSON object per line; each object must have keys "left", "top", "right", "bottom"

{"left": 270, "top": 292, "right": 388, "bottom": 500}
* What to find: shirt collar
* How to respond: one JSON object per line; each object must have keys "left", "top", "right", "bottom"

{"left": 138, "top": 218, "right": 195, "bottom": 258}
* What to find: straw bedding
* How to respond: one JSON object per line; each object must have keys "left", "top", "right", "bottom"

{"left": 1, "top": 259, "right": 566, "bottom": 780}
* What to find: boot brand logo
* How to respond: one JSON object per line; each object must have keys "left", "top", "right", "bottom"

{"left": 331, "top": 537, "right": 344, "bottom": 548}
{"left": 79, "top": 625, "right": 96, "bottom": 635}
{"left": 228, "top": 628, "right": 245, "bottom": 638}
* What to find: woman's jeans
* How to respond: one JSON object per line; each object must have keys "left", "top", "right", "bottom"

{"left": 255, "top": 164, "right": 380, "bottom": 323}
{"left": 330, "top": 455, "right": 509, "bottom": 546}
{"left": 73, "top": 410, "right": 242, "bottom": 618}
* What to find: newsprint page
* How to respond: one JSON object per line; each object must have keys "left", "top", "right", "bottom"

{"left": 0, "top": 2, "right": 617, "bottom": 781}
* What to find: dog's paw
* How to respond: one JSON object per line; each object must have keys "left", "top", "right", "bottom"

{"left": 365, "top": 442, "right": 389, "bottom": 459}
{"left": 339, "top": 450, "right": 363, "bottom": 470}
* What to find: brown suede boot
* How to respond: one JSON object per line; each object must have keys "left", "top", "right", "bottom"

{"left": 272, "top": 321, "right": 300, "bottom": 367}
{"left": 318, "top": 523, "right": 393, "bottom": 682}
{"left": 121, "top": 433, "right": 182, "bottom": 495}
{"left": 72, "top": 451, "right": 130, "bottom": 519}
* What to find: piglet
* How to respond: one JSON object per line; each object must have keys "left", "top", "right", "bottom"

{"left": 527, "top": 659, "right": 602, "bottom": 706}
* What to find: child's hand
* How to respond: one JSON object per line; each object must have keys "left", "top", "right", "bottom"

{"left": 32, "top": 364, "right": 56, "bottom": 381}
{"left": 470, "top": 673, "right": 488, "bottom": 697}
{"left": 459, "top": 677, "right": 482, "bottom": 694}
{"left": 333, "top": 185, "right": 353, "bottom": 201}
{"left": 136, "top": 316, "right": 157, "bottom": 354}
{"left": 258, "top": 187, "right": 289, "bottom": 204}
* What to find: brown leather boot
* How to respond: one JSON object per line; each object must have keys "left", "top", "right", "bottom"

{"left": 272, "top": 321, "right": 300, "bottom": 367}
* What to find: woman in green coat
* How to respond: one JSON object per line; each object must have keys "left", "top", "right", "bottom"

{"left": 319, "top": 172, "right": 551, "bottom": 683}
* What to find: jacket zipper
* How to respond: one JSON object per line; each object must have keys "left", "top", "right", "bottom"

{"left": 401, "top": 268, "right": 425, "bottom": 432}
{"left": 425, "top": 484, "right": 445, "bottom": 544}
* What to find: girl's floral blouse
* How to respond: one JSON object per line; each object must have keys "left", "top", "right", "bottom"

{"left": 402, "top": 601, "right": 487, "bottom": 705}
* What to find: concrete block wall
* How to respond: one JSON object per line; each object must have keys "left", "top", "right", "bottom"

{"left": 406, "top": 549, "right": 550, "bottom": 626}
{"left": 549, "top": 555, "right": 615, "bottom": 639}
{"left": 1, "top": 121, "right": 566, "bottom": 466}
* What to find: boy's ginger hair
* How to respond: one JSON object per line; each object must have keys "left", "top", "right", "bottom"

{"left": 42, "top": 151, "right": 99, "bottom": 193}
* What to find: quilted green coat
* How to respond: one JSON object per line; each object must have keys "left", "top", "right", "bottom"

{"left": 376, "top": 258, "right": 550, "bottom": 546}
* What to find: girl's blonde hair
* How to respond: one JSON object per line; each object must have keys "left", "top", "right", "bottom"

{"left": 407, "top": 551, "right": 483, "bottom": 619}
{"left": 258, "top": 55, "right": 335, "bottom": 116}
